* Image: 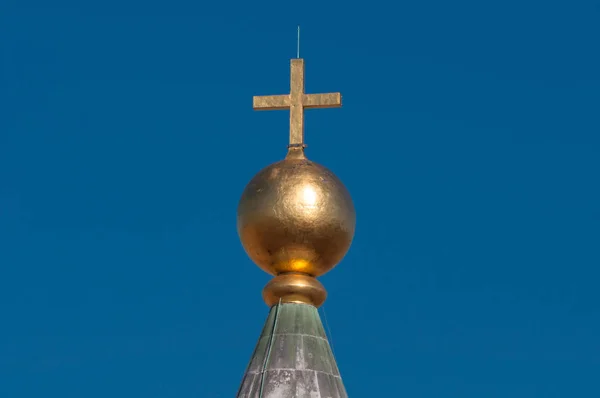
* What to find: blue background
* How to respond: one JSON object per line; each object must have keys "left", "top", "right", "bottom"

{"left": 1, "top": 0, "right": 599, "bottom": 396}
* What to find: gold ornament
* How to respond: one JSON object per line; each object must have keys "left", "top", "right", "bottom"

{"left": 238, "top": 58, "right": 355, "bottom": 307}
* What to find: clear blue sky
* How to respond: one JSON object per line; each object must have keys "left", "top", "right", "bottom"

{"left": 1, "top": 0, "right": 599, "bottom": 396}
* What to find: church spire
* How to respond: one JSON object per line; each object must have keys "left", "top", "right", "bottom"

{"left": 236, "top": 57, "right": 354, "bottom": 397}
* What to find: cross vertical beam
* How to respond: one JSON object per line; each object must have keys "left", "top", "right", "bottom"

{"left": 289, "top": 59, "right": 305, "bottom": 147}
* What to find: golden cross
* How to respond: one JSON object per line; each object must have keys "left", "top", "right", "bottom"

{"left": 253, "top": 59, "right": 342, "bottom": 148}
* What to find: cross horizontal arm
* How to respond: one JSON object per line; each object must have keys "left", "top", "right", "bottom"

{"left": 303, "top": 93, "right": 342, "bottom": 109}
{"left": 253, "top": 95, "right": 290, "bottom": 110}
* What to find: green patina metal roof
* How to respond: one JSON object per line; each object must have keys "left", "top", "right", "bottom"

{"left": 237, "top": 302, "right": 348, "bottom": 398}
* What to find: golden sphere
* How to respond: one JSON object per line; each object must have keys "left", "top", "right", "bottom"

{"left": 237, "top": 150, "right": 356, "bottom": 277}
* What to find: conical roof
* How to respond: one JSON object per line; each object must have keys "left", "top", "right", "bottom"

{"left": 236, "top": 302, "right": 347, "bottom": 398}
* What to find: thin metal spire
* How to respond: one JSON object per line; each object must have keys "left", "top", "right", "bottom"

{"left": 297, "top": 26, "right": 300, "bottom": 58}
